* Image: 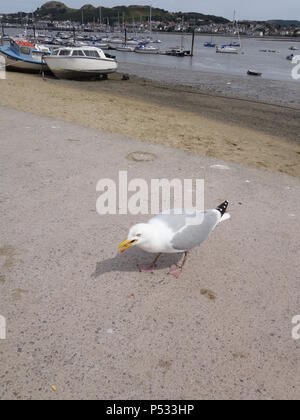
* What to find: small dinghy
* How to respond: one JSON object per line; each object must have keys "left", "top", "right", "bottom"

{"left": 247, "top": 69, "right": 262, "bottom": 77}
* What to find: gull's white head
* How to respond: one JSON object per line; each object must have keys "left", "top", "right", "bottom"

{"left": 119, "top": 223, "right": 153, "bottom": 253}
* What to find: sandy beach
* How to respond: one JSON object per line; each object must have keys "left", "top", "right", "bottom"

{"left": 0, "top": 71, "right": 299, "bottom": 177}
{"left": 0, "top": 108, "right": 299, "bottom": 400}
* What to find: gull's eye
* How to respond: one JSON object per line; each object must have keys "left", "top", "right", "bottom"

{"left": 136, "top": 234, "right": 142, "bottom": 238}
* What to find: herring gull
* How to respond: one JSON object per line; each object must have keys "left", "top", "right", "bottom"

{"left": 119, "top": 201, "right": 230, "bottom": 278}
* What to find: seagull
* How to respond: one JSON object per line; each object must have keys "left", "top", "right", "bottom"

{"left": 119, "top": 201, "right": 230, "bottom": 278}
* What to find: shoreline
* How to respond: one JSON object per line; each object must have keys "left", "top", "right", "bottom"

{"left": 0, "top": 71, "right": 299, "bottom": 177}
{"left": 117, "top": 63, "right": 300, "bottom": 110}
{"left": 3, "top": 25, "right": 300, "bottom": 41}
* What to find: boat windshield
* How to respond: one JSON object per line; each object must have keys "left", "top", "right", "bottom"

{"left": 83, "top": 50, "right": 100, "bottom": 58}
{"left": 59, "top": 50, "right": 71, "bottom": 56}
{"left": 20, "top": 47, "right": 31, "bottom": 55}
{"left": 72, "top": 50, "right": 85, "bottom": 57}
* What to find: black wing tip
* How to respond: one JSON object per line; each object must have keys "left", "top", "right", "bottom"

{"left": 216, "top": 200, "right": 229, "bottom": 216}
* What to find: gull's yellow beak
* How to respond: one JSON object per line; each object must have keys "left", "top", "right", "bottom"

{"left": 119, "top": 239, "right": 137, "bottom": 254}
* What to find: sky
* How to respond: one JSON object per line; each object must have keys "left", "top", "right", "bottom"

{"left": 0, "top": 0, "right": 300, "bottom": 21}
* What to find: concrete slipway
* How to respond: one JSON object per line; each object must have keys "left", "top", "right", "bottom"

{"left": 0, "top": 108, "right": 299, "bottom": 400}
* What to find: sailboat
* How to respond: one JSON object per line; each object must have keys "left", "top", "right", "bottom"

{"left": 166, "top": 17, "right": 190, "bottom": 56}
{"left": 204, "top": 26, "right": 216, "bottom": 47}
{"left": 216, "top": 11, "right": 241, "bottom": 54}
{"left": 135, "top": 6, "right": 159, "bottom": 54}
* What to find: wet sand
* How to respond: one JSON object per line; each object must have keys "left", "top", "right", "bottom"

{"left": 0, "top": 71, "right": 299, "bottom": 177}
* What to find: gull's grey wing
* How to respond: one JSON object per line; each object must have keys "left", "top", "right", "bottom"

{"left": 171, "top": 210, "right": 220, "bottom": 251}
{"left": 149, "top": 210, "right": 197, "bottom": 233}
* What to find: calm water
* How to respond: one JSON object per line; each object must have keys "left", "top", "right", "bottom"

{"left": 113, "top": 33, "right": 299, "bottom": 83}
{"left": 4, "top": 28, "right": 299, "bottom": 83}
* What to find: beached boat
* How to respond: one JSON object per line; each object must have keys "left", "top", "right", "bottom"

{"left": 0, "top": 38, "right": 48, "bottom": 72}
{"left": 289, "top": 46, "right": 299, "bottom": 51}
{"left": 44, "top": 46, "right": 118, "bottom": 79}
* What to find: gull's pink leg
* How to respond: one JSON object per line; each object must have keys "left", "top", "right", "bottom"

{"left": 168, "top": 252, "right": 189, "bottom": 278}
{"left": 139, "top": 254, "right": 162, "bottom": 273}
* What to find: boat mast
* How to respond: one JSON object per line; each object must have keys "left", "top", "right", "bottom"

{"left": 181, "top": 16, "right": 184, "bottom": 51}
{"left": 150, "top": 5, "right": 152, "bottom": 37}
{"left": 233, "top": 10, "right": 241, "bottom": 48}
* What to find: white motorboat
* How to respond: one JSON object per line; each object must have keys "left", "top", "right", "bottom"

{"left": 44, "top": 46, "right": 118, "bottom": 79}
{"left": 216, "top": 45, "right": 239, "bottom": 54}
{"left": 135, "top": 45, "right": 159, "bottom": 54}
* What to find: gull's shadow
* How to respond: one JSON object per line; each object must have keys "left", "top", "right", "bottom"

{"left": 91, "top": 248, "right": 183, "bottom": 279}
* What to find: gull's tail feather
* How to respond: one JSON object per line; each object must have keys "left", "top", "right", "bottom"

{"left": 216, "top": 200, "right": 229, "bottom": 216}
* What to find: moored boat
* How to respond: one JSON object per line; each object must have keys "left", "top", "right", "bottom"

{"left": 135, "top": 44, "right": 159, "bottom": 54}
{"left": 116, "top": 44, "right": 135, "bottom": 52}
{"left": 165, "top": 48, "right": 185, "bottom": 57}
{"left": 216, "top": 45, "right": 239, "bottom": 54}
{"left": 204, "top": 42, "right": 216, "bottom": 48}
{"left": 94, "top": 42, "right": 109, "bottom": 50}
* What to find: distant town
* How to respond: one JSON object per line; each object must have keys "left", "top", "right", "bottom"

{"left": 0, "top": 1, "right": 299, "bottom": 37}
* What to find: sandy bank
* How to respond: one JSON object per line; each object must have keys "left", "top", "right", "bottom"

{"left": 0, "top": 71, "right": 299, "bottom": 177}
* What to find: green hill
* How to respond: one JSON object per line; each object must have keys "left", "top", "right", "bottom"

{"left": 267, "top": 20, "right": 300, "bottom": 27}
{"left": 33, "top": 2, "right": 229, "bottom": 24}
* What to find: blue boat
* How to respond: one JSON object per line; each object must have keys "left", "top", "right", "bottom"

{"left": 0, "top": 38, "right": 47, "bottom": 72}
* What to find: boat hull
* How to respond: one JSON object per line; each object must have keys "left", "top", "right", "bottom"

{"left": 216, "top": 48, "right": 239, "bottom": 54}
{"left": 44, "top": 56, "right": 118, "bottom": 79}
{"left": 116, "top": 46, "right": 135, "bottom": 52}
{"left": 0, "top": 51, "right": 44, "bottom": 72}
{"left": 135, "top": 49, "right": 159, "bottom": 54}
{"left": 247, "top": 70, "right": 262, "bottom": 77}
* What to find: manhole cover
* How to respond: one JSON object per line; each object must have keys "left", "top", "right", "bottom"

{"left": 126, "top": 151, "right": 157, "bottom": 162}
